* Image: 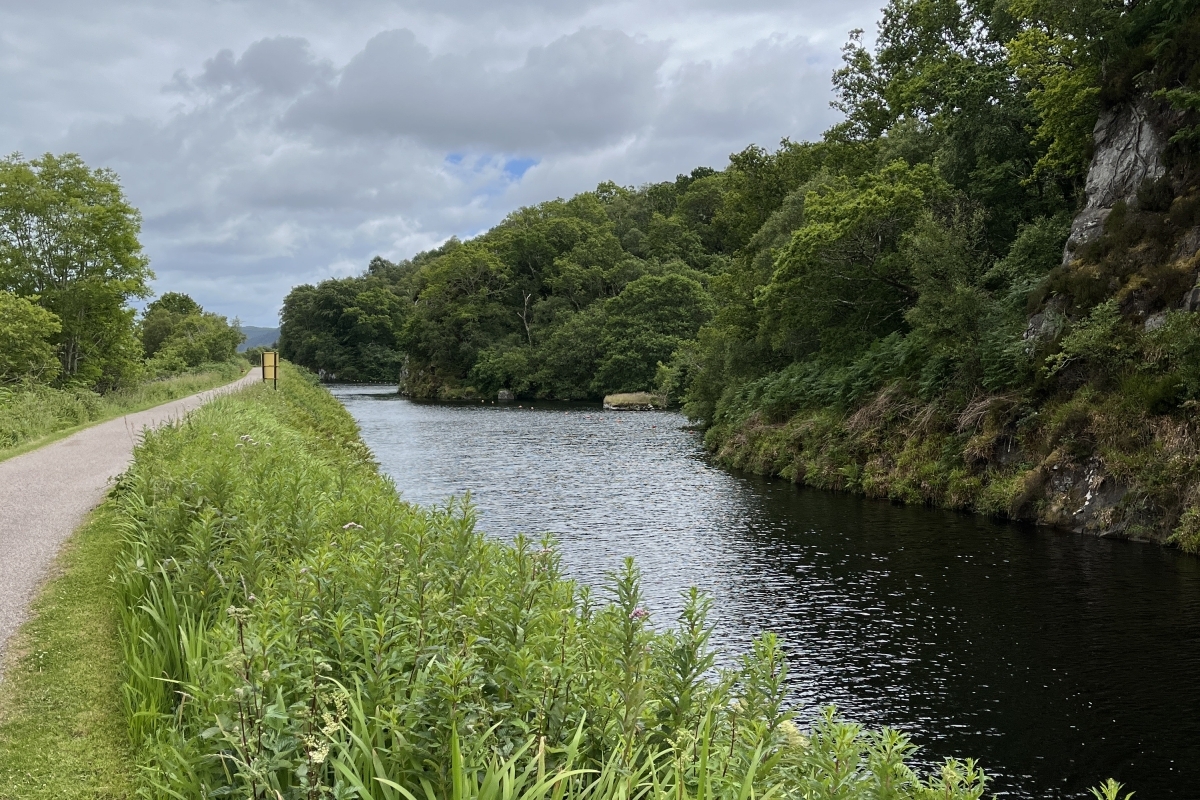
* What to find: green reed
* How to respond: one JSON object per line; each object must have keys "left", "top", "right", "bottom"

{"left": 109, "top": 364, "right": 1000, "bottom": 799}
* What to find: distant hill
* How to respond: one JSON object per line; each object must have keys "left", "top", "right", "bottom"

{"left": 237, "top": 326, "right": 279, "bottom": 351}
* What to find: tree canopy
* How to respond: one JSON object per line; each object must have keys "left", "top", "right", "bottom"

{"left": 0, "top": 154, "right": 244, "bottom": 390}
{"left": 140, "top": 292, "right": 244, "bottom": 374}
{"left": 0, "top": 153, "right": 153, "bottom": 389}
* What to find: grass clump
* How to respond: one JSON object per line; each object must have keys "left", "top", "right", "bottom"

{"left": 111, "top": 363, "right": 991, "bottom": 799}
{"left": 0, "top": 506, "right": 136, "bottom": 799}
{"left": 0, "top": 361, "right": 247, "bottom": 461}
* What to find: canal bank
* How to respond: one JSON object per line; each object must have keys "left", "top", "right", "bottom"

{"left": 4, "top": 367, "right": 992, "bottom": 799}
{"left": 331, "top": 384, "right": 1200, "bottom": 800}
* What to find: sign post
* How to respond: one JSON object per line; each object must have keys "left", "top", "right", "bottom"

{"left": 262, "top": 350, "right": 278, "bottom": 389}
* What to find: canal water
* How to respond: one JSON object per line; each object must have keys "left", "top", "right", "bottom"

{"left": 329, "top": 385, "right": 1200, "bottom": 799}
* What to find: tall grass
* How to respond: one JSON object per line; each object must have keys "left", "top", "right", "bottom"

{"left": 111, "top": 364, "right": 994, "bottom": 799}
{"left": 0, "top": 360, "right": 245, "bottom": 454}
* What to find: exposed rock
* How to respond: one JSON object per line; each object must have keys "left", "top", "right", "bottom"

{"left": 497, "top": 389, "right": 515, "bottom": 402}
{"left": 1184, "top": 283, "right": 1200, "bottom": 313}
{"left": 1145, "top": 311, "right": 1169, "bottom": 331}
{"left": 1063, "top": 100, "right": 1166, "bottom": 264}
{"left": 1172, "top": 227, "right": 1200, "bottom": 262}
{"left": 1022, "top": 296, "right": 1066, "bottom": 344}
{"left": 603, "top": 392, "right": 664, "bottom": 410}
{"left": 1041, "top": 458, "right": 1133, "bottom": 537}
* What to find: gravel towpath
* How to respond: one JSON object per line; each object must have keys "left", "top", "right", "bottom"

{"left": 0, "top": 371, "right": 258, "bottom": 671}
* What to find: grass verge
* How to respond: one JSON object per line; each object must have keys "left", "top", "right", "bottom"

{"left": 0, "top": 505, "right": 135, "bottom": 800}
{"left": 0, "top": 361, "right": 249, "bottom": 463}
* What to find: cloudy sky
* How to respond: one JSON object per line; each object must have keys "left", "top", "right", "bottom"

{"left": 0, "top": 0, "right": 884, "bottom": 326}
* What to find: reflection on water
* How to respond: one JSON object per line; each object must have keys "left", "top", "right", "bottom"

{"left": 330, "top": 385, "right": 1200, "bottom": 799}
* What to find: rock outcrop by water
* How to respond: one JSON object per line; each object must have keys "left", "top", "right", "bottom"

{"left": 1062, "top": 100, "right": 1167, "bottom": 265}
{"left": 603, "top": 392, "right": 664, "bottom": 410}
{"left": 713, "top": 95, "right": 1200, "bottom": 548}
{"left": 1041, "top": 97, "right": 1199, "bottom": 542}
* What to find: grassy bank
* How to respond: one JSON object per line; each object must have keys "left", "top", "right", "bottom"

{"left": 102, "top": 362, "right": 994, "bottom": 799}
{"left": 0, "top": 506, "right": 135, "bottom": 799}
{"left": 0, "top": 361, "right": 247, "bottom": 462}
{"left": 706, "top": 373, "right": 1200, "bottom": 550}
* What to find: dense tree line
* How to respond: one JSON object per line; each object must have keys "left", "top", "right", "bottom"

{"left": 281, "top": 0, "right": 1200, "bottom": 420}
{"left": 0, "top": 154, "right": 243, "bottom": 388}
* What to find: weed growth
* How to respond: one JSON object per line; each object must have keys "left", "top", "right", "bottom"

{"left": 0, "top": 361, "right": 245, "bottom": 456}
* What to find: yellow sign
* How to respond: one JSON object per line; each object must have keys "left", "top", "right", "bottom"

{"left": 262, "top": 351, "right": 278, "bottom": 386}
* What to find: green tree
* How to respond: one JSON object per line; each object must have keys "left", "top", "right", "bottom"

{"left": 280, "top": 278, "right": 408, "bottom": 381}
{"left": 1005, "top": 1, "right": 1117, "bottom": 185}
{"left": 832, "top": 0, "right": 1072, "bottom": 248}
{"left": 596, "top": 272, "right": 714, "bottom": 393}
{"left": 0, "top": 153, "right": 152, "bottom": 389}
{"left": 149, "top": 315, "right": 244, "bottom": 373}
{"left": 0, "top": 290, "right": 62, "bottom": 383}
{"left": 758, "top": 161, "right": 950, "bottom": 360}
{"left": 140, "top": 292, "right": 243, "bottom": 374}
{"left": 141, "top": 292, "right": 204, "bottom": 358}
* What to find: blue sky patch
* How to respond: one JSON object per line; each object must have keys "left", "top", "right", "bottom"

{"left": 504, "top": 157, "right": 538, "bottom": 179}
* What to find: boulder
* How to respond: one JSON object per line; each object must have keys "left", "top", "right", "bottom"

{"left": 602, "top": 392, "right": 664, "bottom": 410}
{"left": 497, "top": 389, "right": 515, "bottom": 402}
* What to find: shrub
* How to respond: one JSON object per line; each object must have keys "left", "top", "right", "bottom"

{"left": 1044, "top": 300, "right": 1136, "bottom": 384}
{"left": 0, "top": 290, "right": 61, "bottom": 383}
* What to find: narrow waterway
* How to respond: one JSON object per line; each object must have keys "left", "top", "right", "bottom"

{"left": 330, "top": 385, "right": 1200, "bottom": 799}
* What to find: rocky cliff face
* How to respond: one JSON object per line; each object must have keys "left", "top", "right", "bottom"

{"left": 1062, "top": 100, "right": 1167, "bottom": 265}
{"left": 1036, "top": 97, "right": 1199, "bottom": 543}
{"left": 712, "top": 96, "right": 1200, "bottom": 549}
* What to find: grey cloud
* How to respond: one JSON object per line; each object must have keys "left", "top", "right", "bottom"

{"left": 656, "top": 35, "right": 839, "bottom": 143}
{"left": 194, "top": 37, "right": 333, "bottom": 96}
{"left": 286, "top": 28, "right": 667, "bottom": 151}
{"left": 1, "top": 0, "right": 884, "bottom": 325}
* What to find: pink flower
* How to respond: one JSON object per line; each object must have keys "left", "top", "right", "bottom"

{"left": 630, "top": 608, "right": 649, "bottom": 622}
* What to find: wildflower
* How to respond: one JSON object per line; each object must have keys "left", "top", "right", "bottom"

{"left": 342, "top": 522, "right": 364, "bottom": 530}
{"left": 305, "top": 738, "right": 330, "bottom": 765}
{"left": 631, "top": 607, "right": 649, "bottom": 622}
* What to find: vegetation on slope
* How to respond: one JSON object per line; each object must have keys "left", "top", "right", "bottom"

{"left": 109, "top": 363, "right": 999, "bottom": 799}
{"left": 279, "top": 0, "right": 1200, "bottom": 546}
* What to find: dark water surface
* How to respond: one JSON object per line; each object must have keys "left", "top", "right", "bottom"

{"left": 330, "top": 385, "right": 1200, "bottom": 799}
